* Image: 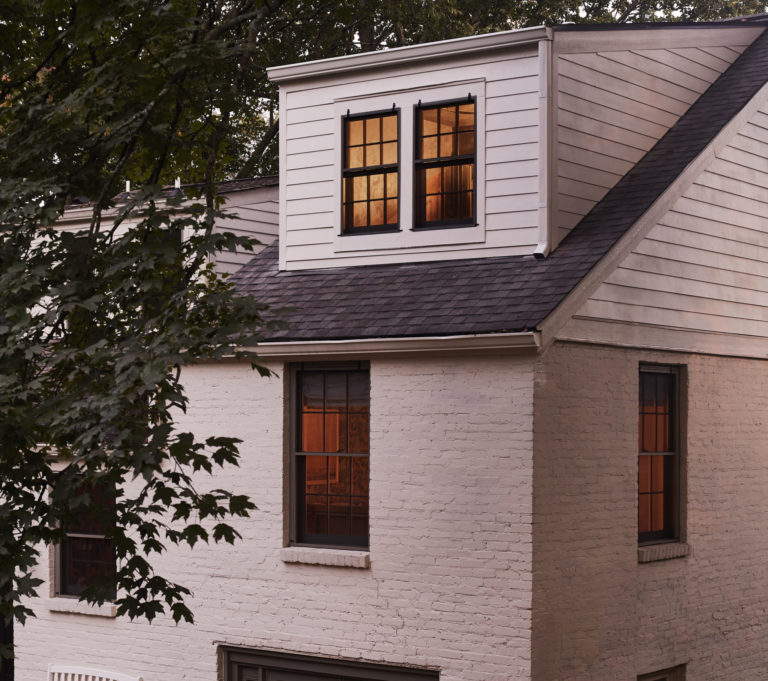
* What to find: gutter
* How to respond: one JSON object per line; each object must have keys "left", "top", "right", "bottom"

{"left": 245, "top": 331, "right": 541, "bottom": 358}
{"left": 267, "top": 25, "right": 549, "bottom": 84}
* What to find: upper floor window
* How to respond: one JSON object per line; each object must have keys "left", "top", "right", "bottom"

{"left": 638, "top": 366, "right": 681, "bottom": 544}
{"left": 342, "top": 112, "right": 399, "bottom": 234}
{"left": 415, "top": 98, "right": 475, "bottom": 228}
{"left": 291, "top": 363, "right": 370, "bottom": 548}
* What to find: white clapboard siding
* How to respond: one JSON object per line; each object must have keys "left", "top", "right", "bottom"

{"left": 553, "top": 32, "right": 754, "bottom": 246}
{"left": 213, "top": 184, "right": 279, "bottom": 274}
{"left": 280, "top": 44, "right": 542, "bottom": 270}
{"left": 561, "top": 99, "right": 768, "bottom": 357}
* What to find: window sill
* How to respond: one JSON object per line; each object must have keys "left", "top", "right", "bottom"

{"left": 280, "top": 547, "right": 370, "bottom": 569}
{"left": 45, "top": 597, "right": 117, "bottom": 618}
{"left": 638, "top": 542, "right": 689, "bottom": 564}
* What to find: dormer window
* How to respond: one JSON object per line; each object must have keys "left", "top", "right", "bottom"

{"left": 415, "top": 98, "right": 476, "bottom": 228}
{"left": 342, "top": 111, "right": 399, "bottom": 233}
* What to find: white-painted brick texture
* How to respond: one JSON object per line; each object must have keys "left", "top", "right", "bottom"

{"left": 532, "top": 341, "right": 768, "bottom": 681}
{"left": 18, "top": 354, "right": 535, "bottom": 681}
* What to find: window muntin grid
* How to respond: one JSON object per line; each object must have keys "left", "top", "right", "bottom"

{"left": 342, "top": 113, "right": 399, "bottom": 233}
{"left": 294, "top": 365, "right": 369, "bottom": 547}
{"left": 638, "top": 368, "right": 678, "bottom": 543}
{"left": 415, "top": 99, "right": 475, "bottom": 227}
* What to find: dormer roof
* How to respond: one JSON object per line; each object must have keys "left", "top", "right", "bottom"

{"left": 233, "top": 21, "right": 768, "bottom": 344}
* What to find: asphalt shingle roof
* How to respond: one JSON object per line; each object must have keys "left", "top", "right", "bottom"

{"left": 233, "top": 25, "right": 768, "bottom": 342}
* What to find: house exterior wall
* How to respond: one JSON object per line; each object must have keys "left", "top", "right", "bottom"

{"left": 552, "top": 25, "right": 761, "bottom": 246}
{"left": 277, "top": 43, "right": 544, "bottom": 270}
{"left": 555, "top": 88, "right": 768, "bottom": 360}
{"left": 532, "top": 340, "right": 768, "bottom": 681}
{"left": 18, "top": 352, "right": 536, "bottom": 681}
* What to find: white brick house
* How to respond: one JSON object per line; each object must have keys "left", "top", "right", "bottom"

{"left": 16, "top": 17, "right": 768, "bottom": 681}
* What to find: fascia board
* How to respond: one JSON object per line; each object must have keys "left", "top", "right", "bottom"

{"left": 267, "top": 26, "right": 550, "bottom": 84}
{"left": 245, "top": 331, "right": 541, "bottom": 358}
{"left": 538, "top": 79, "right": 768, "bottom": 349}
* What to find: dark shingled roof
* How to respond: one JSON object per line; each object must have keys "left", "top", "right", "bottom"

{"left": 233, "top": 25, "right": 768, "bottom": 342}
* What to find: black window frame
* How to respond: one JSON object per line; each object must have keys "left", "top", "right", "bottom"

{"left": 638, "top": 364, "right": 683, "bottom": 545}
{"left": 341, "top": 108, "right": 401, "bottom": 236}
{"left": 55, "top": 482, "right": 117, "bottom": 600}
{"left": 221, "top": 646, "right": 439, "bottom": 681}
{"left": 289, "top": 361, "right": 370, "bottom": 549}
{"left": 413, "top": 95, "right": 477, "bottom": 230}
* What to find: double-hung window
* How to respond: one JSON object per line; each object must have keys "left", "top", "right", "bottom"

{"left": 291, "top": 363, "right": 370, "bottom": 548}
{"left": 415, "top": 98, "right": 476, "bottom": 228}
{"left": 56, "top": 483, "right": 116, "bottom": 599}
{"left": 342, "top": 112, "right": 399, "bottom": 233}
{"left": 638, "top": 366, "right": 681, "bottom": 543}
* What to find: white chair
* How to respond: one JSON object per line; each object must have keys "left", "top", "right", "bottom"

{"left": 47, "top": 664, "right": 144, "bottom": 681}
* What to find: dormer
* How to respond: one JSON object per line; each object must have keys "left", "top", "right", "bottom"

{"left": 268, "top": 21, "right": 762, "bottom": 271}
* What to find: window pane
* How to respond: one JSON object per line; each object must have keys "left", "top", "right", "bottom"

{"left": 439, "top": 133, "right": 455, "bottom": 157}
{"left": 305, "top": 455, "right": 327, "bottom": 494}
{"left": 421, "top": 136, "right": 438, "bottom": 159}
{"left": 369, "top": 174, "right": 384, "bottom": 200}
{"left": 444, "top": 191, "right": 459, "bottom": 220}
{"left": 328, "top": 456, "right": 351, "bottom": 496}
{"left": 67, "top": 485, "right": 115, "bottom": 534}
{"left": 459, "top": 191, "right": 473, "bottom": 218}
{"left": 305, "top": 495, "right": 328, "bottom": 535}
{"left": 365, "top": 143, "right": 380, "bottom": 166}
{"left": 329, "top": 496, "right": 352, "bottom": 535}
{"left": 386, "top": 199, "right": 398, "bottom": 224}
{"left": 325, "top": 412, "right": 346, "bottom": 452}
{"left": 301, "top": 413, "right": 324, "bottom": 452}
{"left": 382, "top": 114, "right": 397, "bottom": 141}
{"left": 458, "top": 131, "right": 474, "bottom": 155}
{"left": 425, "top": 194, "right": 441, "bottom": 222}
{"left": 352, "top": 174, "right": 367, "bottom": 202}
{"left": 639, "top": 455, "right": 651, "bottom": 494}
{"left": 301, "top": 372, "right": 324, "bottom": 411}
{"left": 346, "top": 146, "right": 364, "bottom": 169}
{"left": 444, "top": 165, "right": 459, "bottom": 193}
{"left": 458, "top": 104, "right": 474, "bottom": 131}
{"left": 348, "top": 413, "right": 369, "bottom": 453}
{"left": 425, "top": 167, "right": 441, "bottom": 195}
{"left": 439, "top": 105, "right": 457, "bottom": 134}
{"left": 353, "top": 202, "right": 367, "bottom": 228}
{"left": 365, "top": 117, "right": 380, "bottom": 143}
{"left": 421, "top": 108, "right": 438, "bottom": 136}
{"left": 385, "top": 172, "right": 398, "bottom": 198}
{"left": 347, "top": 119, "right": 363, "bottom": 146}
{"left": 367, "top": 200, "right": 382, "bottom": 226}
{"left": 460, "top": 163, "right": 474, "bottom": 190}
{"left": 651, "top": 456, "right": 665, "bottom": 493}
{"left": 382, "top": 141, "right": 397, "bottom": 164}
{"left": 351, "top": 496, "right": 369, "bottom": 537}
{"left": 652, "top": 494, "right": 665, "bottom": 532}
{"left": 352, "top": 456, "right": 369, "bottom": 497}
{"left": 638, "top": 494, "right": 651, "bottom": 534}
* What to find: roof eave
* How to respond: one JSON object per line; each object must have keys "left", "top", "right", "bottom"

{"left": 267, "top": 25, "right": 550, "bottom": 84}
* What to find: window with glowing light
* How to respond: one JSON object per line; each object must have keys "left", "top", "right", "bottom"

{"left": 415, "top": 98, "right": 475, "bottom": 228}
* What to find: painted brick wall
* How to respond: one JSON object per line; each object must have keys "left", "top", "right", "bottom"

{"left": 18, "top": 353, "right": 535, "bottom": 681}
{"left": 532, "top": 341, "right": 768, "bottom": 681}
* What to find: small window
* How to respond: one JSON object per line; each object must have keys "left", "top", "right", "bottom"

{"left": 638, "top": 366, "right": 681, "bottom": 543}
{"left": 638, "top": 664, "right": 685, "bottom": 681}
{"left": 291, "top": 363, "right": 369, "bottom": 548}
{"left": 342, "top": 112, "right": 399, "bottom": 233}
{"left": 56, "top": 483, "right": 116, "bottom": 599}
{"left": 415, "top": 98, "right": 475, "bottom": 228}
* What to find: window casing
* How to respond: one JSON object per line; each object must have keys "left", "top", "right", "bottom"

{"left": 414, "top": 97, "right": 476, "bottom": 228}
{"left": 56, "top": 483, "right": 116, "bottom": 599}
{"left": 290, "top": 362, "right": 370, "bottom": 548}
{"left": 638, "top": 366, "right": 681, "bottom": 544}
{"left": 342, "top": 111, "right": 399, "bottom": 234}
{"left": 221, "top": 646, "right": 439, "bottom": 681}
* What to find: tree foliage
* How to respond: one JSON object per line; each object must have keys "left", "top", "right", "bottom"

{"left": 0, "top": 0, "right": 766, "bottom": 656}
